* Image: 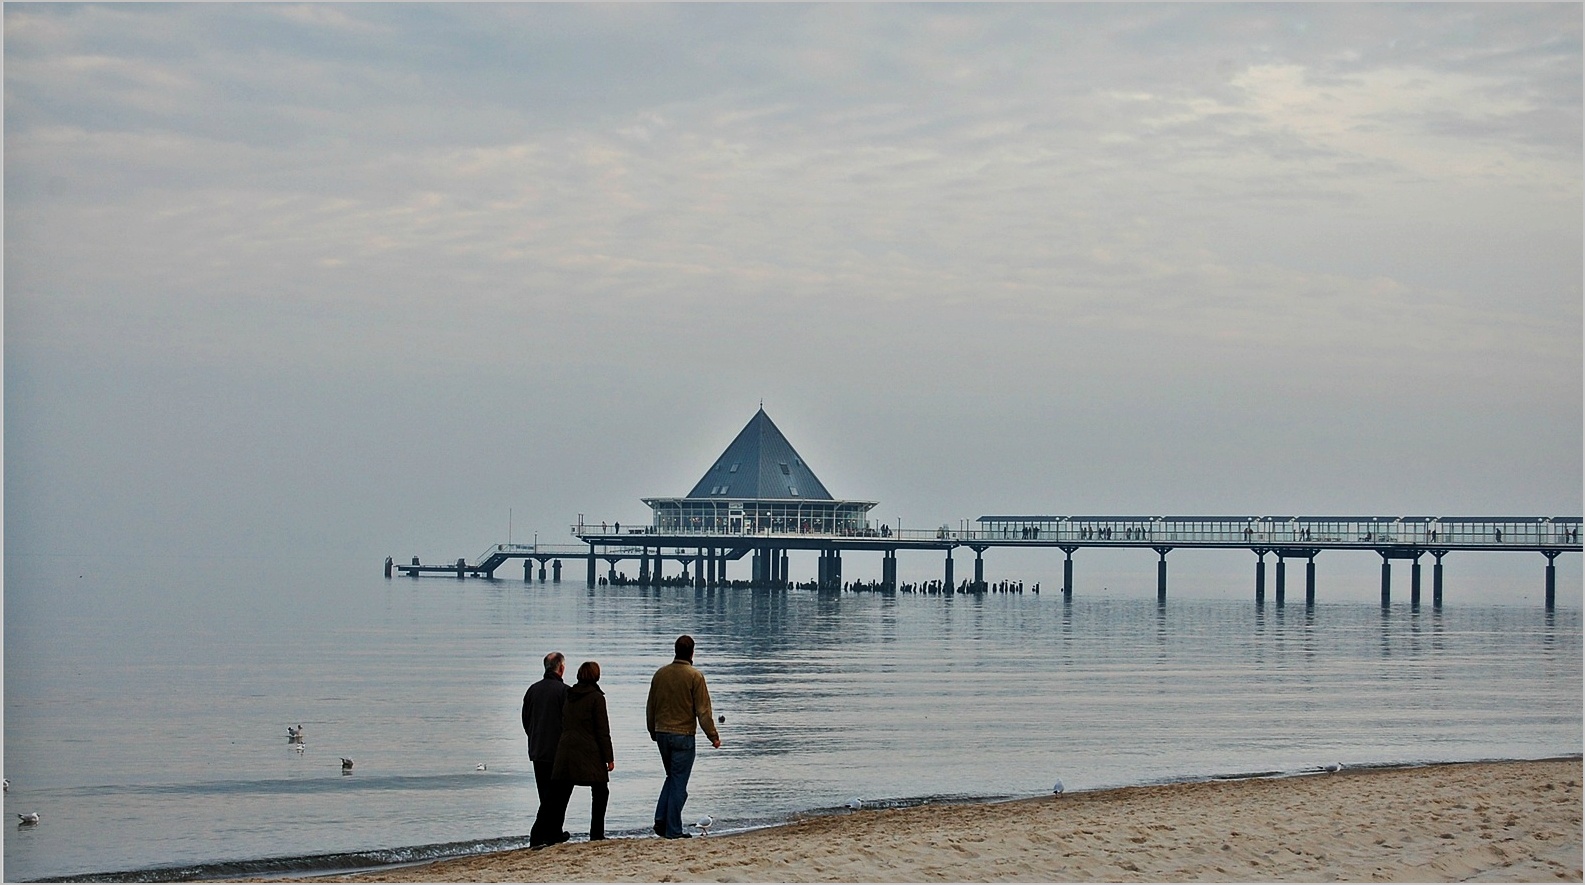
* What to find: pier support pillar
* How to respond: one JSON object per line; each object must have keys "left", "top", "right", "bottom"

{"left": 1275, "top": 557, "right": 1286, "bottom": 607}
{"left": 944, "top": 551, "right": 954, "bottom": 594}
{"left": 654, "top": 554, "right": 664, "bottom": 586}
{"left": 1155, "top": 547, "right": 1171, "bottom": 602}
{"left": 973, "top": 549, "right": 985, "bottom": 591}
{"left": 539, "top": 561, "right": 548, "bottom": 582}
{"left": 754, "top": 549, "right": 769, "bottom": 586}
{"left": 1433, "top": 552, "right": 1445, "bottom": 608}
{"left": 587, "top": 545, "right": 596, "bottom": 588}
{"left": 883, "top": 551, "right": 897, "bottom": 591}
{"left": 1545, "top": 551, "right": 1560, "bottom": 610}
{"left": 1062, "top": 547, "right": 1076, "bottom": 597}
{"left": 1410, "top": 555, "right": 1422, "bottom": 608}
{"left": 1305, "top": 557, "right": 1316, "bottom": 607}
{"left": 552, "top": 559, "right": 561, "bottom": 583}
{"left": 385, "top": 556, "right": 393, "bottom": 579}
{"left": 1255, "top": 552, "right": 1266, "bottom": 605}
{"left": 1380, "top": 555, "right": 1391, "bottom": 606}
{"left": 525, "top": 559, "right": 533, "bottom": 582}
{"left": 639, "top": 548, "right": 651, "bottom": 584}
{"left": 781, "top": 550, "right": 791, "bottom": 588}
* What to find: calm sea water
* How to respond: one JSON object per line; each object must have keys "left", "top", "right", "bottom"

{"left": 4, "top": 555, "right": 1580, "bottom": 882}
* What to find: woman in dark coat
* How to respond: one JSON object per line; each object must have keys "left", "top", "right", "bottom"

{"left": 552, "top": 660, "right": 616, "bottom": 840}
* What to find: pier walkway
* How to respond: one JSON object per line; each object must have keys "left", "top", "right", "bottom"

{"left": 389, "top": 515, "right": 1581, "bottom": 609}
{"left": 387, "top": 542, "right": 589, "bottom": 580}
{"left": 564, "top": 515, "right": 1582, "bottom": 608}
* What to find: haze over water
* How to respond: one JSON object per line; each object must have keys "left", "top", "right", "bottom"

{"left": 4, "top": 556, "right": 1578, "bottom": 882}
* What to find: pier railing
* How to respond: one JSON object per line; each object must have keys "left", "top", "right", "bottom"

{"left": 570, "top": 516, "right": 1583, "bottom": 551}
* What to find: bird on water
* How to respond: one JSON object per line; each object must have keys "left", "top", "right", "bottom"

{"left": 18, "top": 813, "right": 39, "bottom": 826}
{"left": 341, "top": 758, "right": 354, "bottom": 772}
{"left": 696, "top": 815, "right": 713, "bottom": 836}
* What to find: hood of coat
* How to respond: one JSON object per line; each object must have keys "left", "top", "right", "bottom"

{"left": 568, "top": 681, "right": 604, "bottom": 701}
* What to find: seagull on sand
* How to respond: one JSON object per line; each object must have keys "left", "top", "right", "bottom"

{"left": 17, "top": 813, "right": 39, "bottom": 826}
{"left": 1052, "top": 779, "right": 1065, "bottom": 795}
{"left": 845, "top": 797, "right": 862, "bottom": 810}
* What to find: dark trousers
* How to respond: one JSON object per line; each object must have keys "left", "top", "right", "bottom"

{"left": 653, "top": 732, "right": 696, "bottom": 838}
{"left": 572, "top": 782, "right": 610, "bottom": 839}
{"left": 530, "top": 757, "right": 572, "bottom": 845}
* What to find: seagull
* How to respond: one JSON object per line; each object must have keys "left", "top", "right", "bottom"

{"left": 1324, "top": 762, "right": 1344, "bottom": 773}
{"left": 1052, "top": 779, "right": 1065, "bottom": 795}
{"left": 3, "top": 778, "right": 8, "bottom": 792}
{"left": 696, "top": 815, "right": 713, "bottom": 836}
{"left": 341, "top": 758, "right": 354, "bottom": 771}
{"left": 17, "top": 813, "right": 38, "bottom": 826}
{"left": 476, "top": 764, "right": 487, "bottom": 771}
{"left": 845, "top": 797, "right": 862, "bottom": 810}
{"left": 717, "top": 714, "right": 725, "bottom": 724}
{"left": 294, "top": 743, "right": 306, "bottom": 754}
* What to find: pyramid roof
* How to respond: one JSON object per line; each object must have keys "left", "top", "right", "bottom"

{"left": 685, "top": 409, "right": 834, "bottom": 500}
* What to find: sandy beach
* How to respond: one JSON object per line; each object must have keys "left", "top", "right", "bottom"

{"left": 305, "top": 757, "right": 1581, "bottom": 883}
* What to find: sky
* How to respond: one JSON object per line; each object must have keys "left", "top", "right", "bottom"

{"left": 5, "top": 4, "right": 1581, "bottom": 596}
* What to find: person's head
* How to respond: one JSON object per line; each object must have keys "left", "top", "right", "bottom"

{"left": 576, "top": 660, "right": 601, "bottom": 684}
{"left": 674, "top": 634, "right": 694, "bottom": 662}
{"left": 543, "top": 651, "right": 565, "bottom": 677}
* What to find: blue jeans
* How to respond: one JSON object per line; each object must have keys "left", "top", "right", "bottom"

{"left": 653, "top": 732, "right": 696, "bottom": 838}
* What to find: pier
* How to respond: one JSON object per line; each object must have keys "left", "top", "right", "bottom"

{"left": 561, "top": 514, "right": 1581, "bottom": 608}
{"left": 389, "top": 409, "right": 1581, "bottom": 608}
{"left": 387, "top": 543, "right": 587, "bottom": 580}
{"left": 391, "top": 515, "right": 1581, "bottom": 609}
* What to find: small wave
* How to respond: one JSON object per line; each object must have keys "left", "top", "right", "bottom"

{"left": 33, "top": 835, "right": 538, "bottom": 883}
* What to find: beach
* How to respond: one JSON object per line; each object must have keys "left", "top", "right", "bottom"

{"left": 313, "top": 757, "right": 1581, "bottom": 883}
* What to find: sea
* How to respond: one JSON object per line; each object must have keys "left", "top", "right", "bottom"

{"left": 4, "top": 553, "right": 1581, "bottom": 882}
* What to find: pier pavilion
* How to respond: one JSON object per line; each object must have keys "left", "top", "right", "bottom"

{"left": 628, "top": 407, "right": 882, "bottom": 587}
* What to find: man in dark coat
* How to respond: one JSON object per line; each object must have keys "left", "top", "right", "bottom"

{"left": 522, "top": 651, "right": 572, "bottom": 848}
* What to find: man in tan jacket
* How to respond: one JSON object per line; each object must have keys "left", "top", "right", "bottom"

{"left": 646, "top": 634, "right": 721, "bottom": 839}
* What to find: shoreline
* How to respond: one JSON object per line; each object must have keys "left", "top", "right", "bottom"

{"left": 270, "top": 756, "right": 1582, "bottom": 883}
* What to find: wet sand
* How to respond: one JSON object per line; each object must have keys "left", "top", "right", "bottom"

{"left": 306, "top": 757, "right": 1580, "bottom": 882}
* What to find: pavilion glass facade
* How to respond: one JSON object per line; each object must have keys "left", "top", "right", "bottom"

{"left": 644, "top": 497, "right": 878, "bottom": 536}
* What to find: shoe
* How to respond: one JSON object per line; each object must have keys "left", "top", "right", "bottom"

{"left": 654, "top": 822, "right": 665, "bottom": 837}
{"left": 589, "top": 834, "right": 606, "bottom": 841}
{"left": 664, "top": 832, "right": 693, "bottom": 839}
{"left": 556, "top": 830, "right": 571, "bottom": 844}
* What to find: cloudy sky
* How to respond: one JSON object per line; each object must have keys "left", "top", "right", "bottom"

{"left": 5, "top": 4, "right": 1580, "bottom": 593}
